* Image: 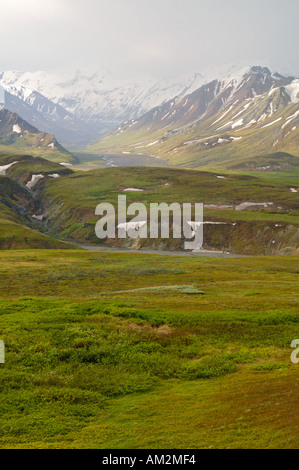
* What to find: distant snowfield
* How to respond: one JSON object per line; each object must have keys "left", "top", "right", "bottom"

{"left": 0, "top": 64, "right": 298, "bottom": 154}
{"left": 2, "top": 63, "right": 296, "bottom": 126}
{"left": 0, "top": 69, "right": 210, "bottom": 124}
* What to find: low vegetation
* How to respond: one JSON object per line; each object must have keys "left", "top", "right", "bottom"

{"left": 0, "top": 249, "right": 298, "bottom": 448}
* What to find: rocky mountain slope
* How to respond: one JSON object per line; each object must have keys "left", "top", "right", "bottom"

{"left": 86, "top": 67, "right": 299, "bottom": 169}
{"left": 0, "top": 69, "right": 207, "bottom": 130}
{"left": 0, "top": 153, "right": 74, "bottom": 249}
{"left": 1, "top": 66, "right": 299, "bottom": 170}
{"left": 0, "top": 82, "right": 99, "bottom": 148}
{"left": 0, "top": 107, "right": 74, "bottom": 162}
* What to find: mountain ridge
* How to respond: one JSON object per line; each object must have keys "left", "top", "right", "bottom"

{"left": 85, "top": 66, "right": 299, "bottom": 169}
{"left": 0, "top": 107, "right": 74, "bottom": 162}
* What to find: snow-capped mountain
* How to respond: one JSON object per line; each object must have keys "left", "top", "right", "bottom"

{"left": 123, "top": 66, "right": 296, "bottom": 130}
{"left": 0, "top": 106, "right": 73, "bottom": 162}
{"left": 86, "top": 66, "right": 299, "bottom": 169}
{"left": 1, "top": 64, "right": 298, "bottom": 159}
{"left": 0, "top": 63, "right": 276, "bottom": 125}
{"left": 0, "top": 69, "right": 207, "bottom": 129}
{"left": 0, "top": 80, "right": 99, "bottom": 148}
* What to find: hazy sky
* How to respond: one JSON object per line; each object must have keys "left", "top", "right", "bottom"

{"left": 1, "top": 0, "right": 298, "bottom": 78}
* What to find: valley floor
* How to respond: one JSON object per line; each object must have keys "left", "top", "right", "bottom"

{"left": 0, "top": 249, "right": 298, "bottom": 448}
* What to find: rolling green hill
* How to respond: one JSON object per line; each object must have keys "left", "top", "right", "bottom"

{"left": 0, "top": 154, "right": 75, "bottom": 249}
{"left": 0, "top": 153, "right": 73, "bottom": 185}
{"left": 31, "top": 166, "right": 299, "bottom": 255}
{"left": 0, "top": 156, "right": 298, "bottom": 254}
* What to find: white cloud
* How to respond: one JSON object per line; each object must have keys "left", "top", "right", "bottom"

{"left": 0, "top": 0, "right": 298, "bottom": 78}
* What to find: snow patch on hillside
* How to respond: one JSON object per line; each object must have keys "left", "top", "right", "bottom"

{"left": 26, "top": 174, "right": 44, "bottom": 189}
{"left": 231, "top": 119, "right": 243, "bottom": 129}
{"left": 0, "top": 161, "right": 19, "bottom": 175}
{"left": 13, "top": 124, "right": 22, "bottom": 133}
{"left": 261, "top": 117, "right": 282, "bottom": 128}
{"left": 285, "top": 80, "right": 299, "bottom": 104}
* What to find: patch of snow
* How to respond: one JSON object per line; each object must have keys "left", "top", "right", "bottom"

{"left": 261, "top": 117, "right": 282, "bottom": 128}
{"left": 281, "top": 110, "right": 299, "bottom": 129}
{"left": 146, "top": 140, "right": 159, "bottom": 147}
{"left": 0, "top": 161, "right": 19, "bottom": 176}
{"left": 231, "top": 119, "right": 244, "bottom": 129}
{"left": 13, "top": 124, "right": 22, "bottom": 133}
{"left": 285, "top": 79, "right": 299, "bottom": 104}
{"left": 59, "top": 162, "right": 72, "bottom": 167}
{"left": 184, "top": 135, "right": 219, "bottom": 145}
{"left": 136, "top": 140, "right": 160, "bottom": 149}
{"left": 217, "top": 121, "right": 234, "bottom": 130}
{"left": 211, "top": 106, "right": 234, "bottom": 126}
{"left": 204, "top": 204, "right": 233, "bottom": 209}
{"left": 216, "top": 175, "right": 225, "bottom": 179}
{"left": 48, "top": 173, "right": 60, "bottom": 178}
{"left": 258, "top": 113, "right": 267, "bottom": 122}
{"left": 268, "top": 87, "right": 278, "bottom": 97}
{"left": 230, "top": 103, "right": 251, "bottom": 121}
{"left": 26, "top": 174, "right": 44, "bottom": 189}
{"left": 290, "top": 188, "right": 298, "bottom": 193}
{"left": 243, "top": 119, "right": 256, "bottom": 129}
{"left": 32, "top": 214, "right": 44, "bottom": 221}
{"left": 161, "top": 112, "right": 170, "bottom": 121}
{"left": 47, "top": 142, "right": 55, "bottom": 149}
{"left": 123, "top": 188, "right": 144, "bottom": 192}
{"left": 235, "top": 202, "right": 273, "bottom": 211}
{"left": 117, "top": 221, "right": 146, "bottom": 231}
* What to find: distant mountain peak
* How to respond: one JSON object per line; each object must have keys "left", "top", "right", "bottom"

{"left": 0, "top": 65, "right": 298, "bottom": 151}
{"left": 248, "top": 65, "right": 271, "bottom": 75}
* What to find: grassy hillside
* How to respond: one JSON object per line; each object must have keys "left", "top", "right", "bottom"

{"left": 84, "top": 86, "right": 299, "bottom": 170}
{"left": 0, "top": 216, "right": 75, "bottom": 250}
{"left": 34, "top": 166, "right": 299, "bottom": 254}
{"left": 0, "top": 249, "right": 298, "bottom": 448}
{"left": 0, "top": 162, "right": 75, "bottom": 250}
{"left": 0, "top": 109, "right": 75, "bottom": 163}
{"left": 0, "top": 153, "right": 73, "bottom": 185}
{"left": 0, "top": 162, "right": 298, "bottom": 254}
{"left": 0, "top": 199, "right": 74, "bottom": 250}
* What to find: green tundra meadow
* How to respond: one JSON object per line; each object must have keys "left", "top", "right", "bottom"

{"left": 0, "top": 249, "right": 298, "bottom": 448}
